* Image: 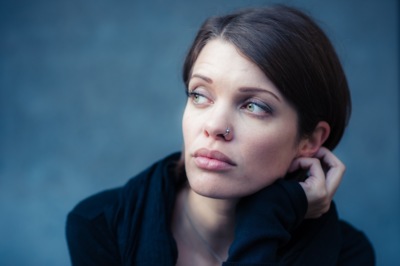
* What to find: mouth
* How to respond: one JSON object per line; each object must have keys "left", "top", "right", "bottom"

{"left": 192, "top": 148, "right": 236, "bottom": 171}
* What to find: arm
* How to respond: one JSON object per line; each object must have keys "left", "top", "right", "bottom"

{"left": 224, "top": 180, "right": 307, "bottom": 265}
{"left": 282, "top": 148, "right": 374, "bottom": 265}
{"left": 224, "top": 147, "right": 345, "bottom": 265}
{"left": 66, "top": 212, "right": 122, "bottom": 266}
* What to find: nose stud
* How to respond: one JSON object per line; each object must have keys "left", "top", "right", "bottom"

{"left": 223, "top": 127, "right": 230, "bottom": 137}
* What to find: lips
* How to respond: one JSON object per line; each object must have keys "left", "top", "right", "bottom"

{"left": 193, "top": 148, "right": 236, "bottom": 171}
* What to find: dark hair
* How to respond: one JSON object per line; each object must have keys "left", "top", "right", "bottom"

{"left": 182, "top": 5, "right": 351, "bottom": 150}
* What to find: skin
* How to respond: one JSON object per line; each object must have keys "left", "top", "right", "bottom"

{"left": 173, "top": 39, "right": 345, "bottom": 266}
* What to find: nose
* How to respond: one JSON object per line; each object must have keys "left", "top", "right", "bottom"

{"left": 203, "top": 105, "right": 233, "bottom": 141}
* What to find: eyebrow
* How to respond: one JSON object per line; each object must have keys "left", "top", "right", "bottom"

{"left": 239, "top": 87, "right": 281, "bottom": 102}
{"left": 191, "top": 74, "right": 213, "bottom": 84}
{"left": 191, "top": 74, "right": 280, "bottom": 102}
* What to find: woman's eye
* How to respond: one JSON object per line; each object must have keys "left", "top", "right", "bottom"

{"left": 244, "top": 101, "right": 273, "bottom": 115}
{"left": 188, "top": 91, "right": 209, "bottom": 105}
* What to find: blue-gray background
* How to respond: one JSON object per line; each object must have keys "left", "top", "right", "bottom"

{"left": 0, "top": 0, "right": 398, "bottom": 265}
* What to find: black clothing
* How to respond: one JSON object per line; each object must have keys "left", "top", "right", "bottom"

{"left": 66, "top": 152, "right": 374, "bottom": 265}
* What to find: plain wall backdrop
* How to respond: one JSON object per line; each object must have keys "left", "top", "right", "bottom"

{"left": 0, "top": 0, "right": 398, "bottom": 265}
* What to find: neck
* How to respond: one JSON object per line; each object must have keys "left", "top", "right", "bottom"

{"left": 186, "top": 187, "right": 237, "bottom": 237}
{"left": 173, "top": 185, "right": 237, "bottom": 263}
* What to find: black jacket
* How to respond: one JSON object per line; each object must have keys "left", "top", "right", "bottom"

{"left": 66, "top": 152, "right": 374, "bottom": 265}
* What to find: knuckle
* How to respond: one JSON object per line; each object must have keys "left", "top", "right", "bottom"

{"left": 318, "top": 189, "right": 328, "bottom": 200}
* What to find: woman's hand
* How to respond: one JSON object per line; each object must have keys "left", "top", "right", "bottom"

{"left": 288, "top": 147, "right": 345, "bottom": 219}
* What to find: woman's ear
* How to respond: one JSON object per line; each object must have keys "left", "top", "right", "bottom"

{"left": 297, "top": 121, "right": 331, "bottom": 157}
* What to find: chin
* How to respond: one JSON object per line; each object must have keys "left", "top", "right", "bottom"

{"left": 193, "top": 190, "right": 227, "bottom": 199}
{"left": 187, "top": 179, "right": 221, "bottom": 198}
{"left": 187, "top": 177, "right": 251, "bottom": 200}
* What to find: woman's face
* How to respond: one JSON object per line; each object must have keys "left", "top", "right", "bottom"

{"left": 182, "top": 39, "right": 303, "bottom": 199}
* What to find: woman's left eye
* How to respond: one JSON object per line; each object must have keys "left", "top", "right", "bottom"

{"left": 243, "top": 101, "right": 273, "bottom": 115}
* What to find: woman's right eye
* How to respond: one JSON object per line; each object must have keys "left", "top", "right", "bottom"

{"left": 187, "top": 90, "right": 210, "bottom": 105}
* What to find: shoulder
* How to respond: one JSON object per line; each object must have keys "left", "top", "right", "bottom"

{"left": 67, "top": 151, "right": 182, "bottom": 222}
{"left": 67, "top": 167, "right": 153, "bottom": 224}
{"left": 66, "top": 188, "right": 124, "bottom": 264}
{"left": 66, "top": 152, "right": 182, "bottom": 264}
{"left": 68, "top": 187, "right": 121, "bottom": 221}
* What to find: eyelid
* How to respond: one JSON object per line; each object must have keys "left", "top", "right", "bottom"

{"left": 239, "top": 87, "right": 281, "bottom": 103}
{"left": 253, "top": 99, "right": 273, "bottom": 113}
{"left": 244, "top": 98, "right": 274, "bottom": 115}
{"left": 187, "top": 86, "right": 213, "bottom": 106}
{"left": 188, "top": 85, "right": 211, "bottom": 97}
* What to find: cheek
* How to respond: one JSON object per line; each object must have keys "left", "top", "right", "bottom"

{"left": 182, "top": 106, "right": 197, "bottom": 149}
{"left": 241, "top": 129, "right": 298, "bottom": 179}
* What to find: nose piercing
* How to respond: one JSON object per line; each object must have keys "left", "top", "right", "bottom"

{"left": 224, "top": 127, "right": 230, "bottom": 137}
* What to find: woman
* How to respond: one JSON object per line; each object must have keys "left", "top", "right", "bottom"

{"left": 66, "top": 5, "right": 374, "bottom": 265}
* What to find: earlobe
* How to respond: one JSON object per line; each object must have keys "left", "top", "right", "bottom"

{"left": 298, "top": 121, "right": 331, "bottom": 157}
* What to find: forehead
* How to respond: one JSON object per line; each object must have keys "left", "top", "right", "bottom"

{"left": 191, "top": 39, "right": 279, "bottom": 93}
{"left": 193, "top": 39, "right": 259, "bottom": 73}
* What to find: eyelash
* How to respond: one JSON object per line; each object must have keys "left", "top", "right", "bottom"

{"left": 187, "top": 90, "right": 210, "bottom": 105}
{"left": 243, "top": 100, "right": 274, "bottom": 115}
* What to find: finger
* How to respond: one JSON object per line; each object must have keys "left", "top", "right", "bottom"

{"left": 314, "top": 147, "right": 342, "bottom": 168}
{"left": 289, "top": 157, "right": 325, "bottom": 182}
{"left": 314, "top": 147, "right": 345, "bottom": 196}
